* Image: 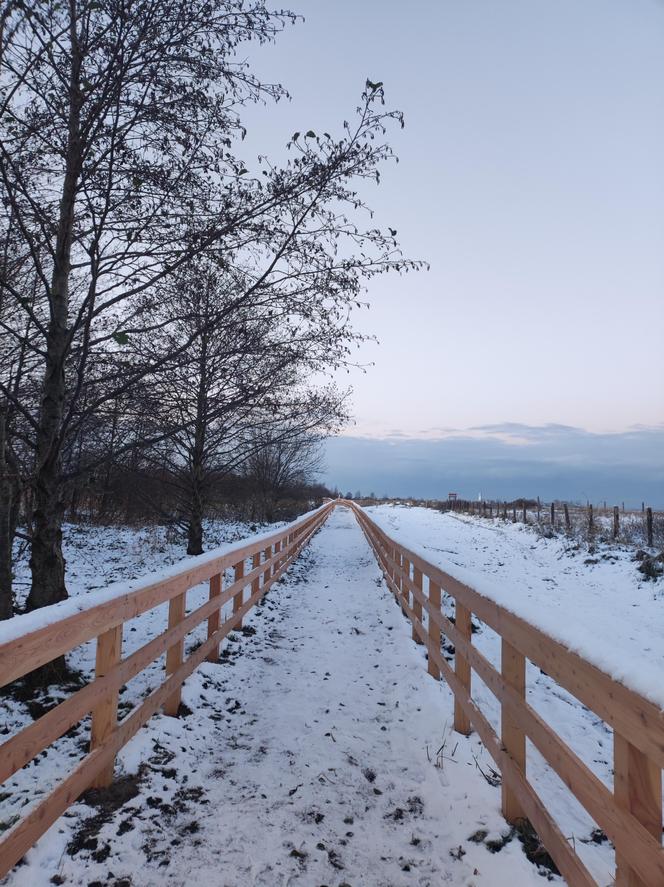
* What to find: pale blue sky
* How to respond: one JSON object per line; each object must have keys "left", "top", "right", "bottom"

{"left": 242, "top": 1, "right": 664, "bottom": 501}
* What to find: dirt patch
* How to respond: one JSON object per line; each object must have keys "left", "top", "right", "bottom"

{"left": 470, "top": 819, "right": 560, "bottom": 878}
{"left": 67, "top": 773, "right": 143, "bottom": 858}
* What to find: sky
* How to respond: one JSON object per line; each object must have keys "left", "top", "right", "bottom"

{"left": 241, "top": 0, "right": 664, "bottom": 504}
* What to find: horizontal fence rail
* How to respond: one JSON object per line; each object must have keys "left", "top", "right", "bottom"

{"left": 345, "top": 501, "right": 664, "bottom": 887}
{"left": 0, "top": 503, "right": 333, "bottom": 879}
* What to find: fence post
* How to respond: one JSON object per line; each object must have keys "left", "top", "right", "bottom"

{"left": 428, "top": 581, "right": 441, "bottom": 680}
{"left": 454, "top": 602, "right": 472, "bottom": 735}
{"left": 550, "top": 501, "right": 555, "bottom": 527}
{"left": 501, "top": 639, "right": 526, "bottom": 823}
{"left": 614, "top": 732, "right": 662, "bottom": 887}
{"left": 646, "top": 507, "right": 653, "bottom": 547}
{"left": 90, "top": 623, "right": 123, "bottom": 787}
{"left": 263, "top": 545, "right": 272, "bottom": 582}
{"left": 588, "top": 503, "right": 594, "bottom": 536}
{"left": 613, "top": 505, "right": 620, "bottom": 540}
{"left": 164, "top": 590, "right": 186, "bottom": 716}
{"left": 395, "top": 550, "right": 403, "bottom": 603}
{"left": 564, "top": 503, "right": 571, "bottom": 532}
{"left": 412, "top": 566, "right": 424, "bottom": 644}
{"left": 233, "top": 559, "right": 245, "bottom": 626}
{"left": 522, "top": 502, "right": 526, "bottom": 524}
{"left": 206, "top": 573, "right": 223, "bottom": 662}
{"left": 401, "top": 557, "right": 410, "bottom": 617}
{"left": 252, "top": 551, "right": 261, "bottom": 599}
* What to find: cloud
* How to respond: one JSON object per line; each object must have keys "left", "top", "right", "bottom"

{"left": 324, "top": 423, "right": 664, "bottom": 506}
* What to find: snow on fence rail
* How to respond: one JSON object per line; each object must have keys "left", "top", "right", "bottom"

{"left": 347, "top": 501, "right": 664, "bottom": 887}
{"left": 0, "top": 502, "right": 334, "bottom": 879}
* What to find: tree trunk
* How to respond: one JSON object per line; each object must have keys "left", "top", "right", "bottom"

{"left": 186, "top": 498, "right": 203, "bottom": 556}
{"left": 185, "top": 323, "right": 209, "bottom": 556}
{"left": 27, "top": 8, "right": 83, "bottom": 618}
{"left": 27, "top": 318, "right": 70, "bottom": 610}
{"left": 0, "top": 413, "right": 15, "bottom": 619}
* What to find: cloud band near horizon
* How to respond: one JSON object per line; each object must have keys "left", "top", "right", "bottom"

{"left": 322, "top": 423, "right": 664, "bottom": 507}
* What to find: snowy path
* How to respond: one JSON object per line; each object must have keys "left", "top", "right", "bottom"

{"left": 7, "top": 506, "right": 551, "bottom": 887}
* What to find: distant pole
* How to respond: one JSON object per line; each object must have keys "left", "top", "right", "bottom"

{"left": 613, "top": 505, "right": 619, "bottom": 540}
{"left": 588, "top": 503, "right": 594, "bottom": 536}
{"left": 646, "top": 507, "right": 653, "bottom": 547}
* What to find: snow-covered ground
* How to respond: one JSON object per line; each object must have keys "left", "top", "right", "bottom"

{"left": 365, "top": 504, "right": 664, "bottom": 707}
{"left": 365, "top": 503, "right": 664, "bottom": 886}
{"left": 1, "top": 507, "right": 559, "bottom": 887}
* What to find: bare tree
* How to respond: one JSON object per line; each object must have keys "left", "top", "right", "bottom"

{"left": 0, "top": 0, "right": 419, "bottom": 634}
{"left": 246, "top": 426, "right": 324, "bottom": 522}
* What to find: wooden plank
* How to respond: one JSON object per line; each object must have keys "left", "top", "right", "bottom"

{"left": 412, "top": 567, "right": 424, "bottom": 645}
{"left": 454, "top": 602, "right": 472, "bottom": 735}
{"left": 89, "top": 624, "right": 123, "bottom": 788}
{"left": 428, "top": 580, "right": 441, "bottom": 680}
{"left": 614, "top": 732, "right": 663, "bottom": 887}
{"left": 263, "top": 545, "right": 272, "bottom": 583}
{"left": 401, "top": 557, "right": 410, "bottom": 617}
{"left": 233, "top": 559, "right": 245, "bottom": 628}
{"left": 501, "top": 638, "right": 526, "bottom": 822}
{"left": 206, "top": 573, "right": 222, "bottom": 662}
{"left": 252, "top": 552, "right": 261, "bottom": 599}
{"left": 163, "top": 590, "right": 186, "bottom": 716}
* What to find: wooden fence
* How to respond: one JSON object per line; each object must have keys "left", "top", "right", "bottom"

{"left": 346, "top": 501, "right": 664, "bottom": 887}
{"left": 430, "top": 498, "right": 662, "bottom": 549}
{"left": 0, "top": 502, "right": 333, "bottom": 879}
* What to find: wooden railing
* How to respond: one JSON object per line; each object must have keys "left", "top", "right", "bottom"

{"left": 0, "top": 503, "right": 333, "bottom": 879}
{"left": 346, "top": 501, "right": 664, "bottom": 887}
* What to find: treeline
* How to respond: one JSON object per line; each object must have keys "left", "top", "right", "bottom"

{"left": 0, "top": 0, "right": 419, "bottom": 629}
{"left": 62, "top": 426, "right": 333, "bottom": 531}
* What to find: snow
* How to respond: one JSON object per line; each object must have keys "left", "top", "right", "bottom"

{"left": 1, "top": 507, "right": 560, "bottom": 886}
{"left": 365, "top": 504, "right": 664, "bottom": 710}
{"left": 0, "top": 509, "right": 323, "bottom": 647}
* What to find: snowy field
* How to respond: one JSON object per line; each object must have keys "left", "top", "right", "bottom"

{"left": 1, "top": 507, "right": 562, "bottom": 887}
